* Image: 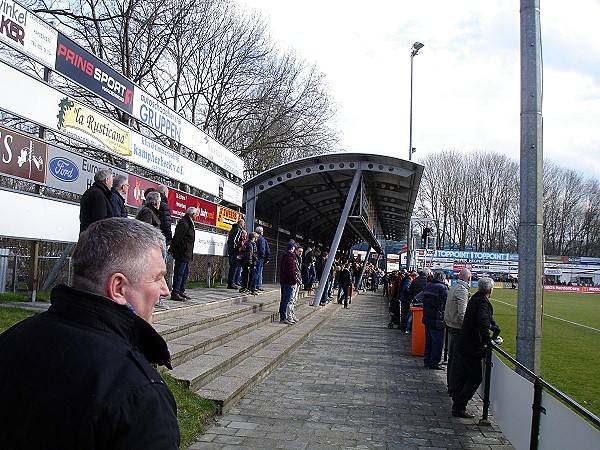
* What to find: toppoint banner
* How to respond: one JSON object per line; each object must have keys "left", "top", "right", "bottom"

{"left": 0, "top": 0, "right": 57, "bottom": 68}
{"left": 0, "top": 125, "right": 47, "bottom": 183}
{"left": 55, "top": 33, "right": 134, "bottom": 114}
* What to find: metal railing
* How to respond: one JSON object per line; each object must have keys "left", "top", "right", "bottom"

{"left": 481, "top": 344, "right": 600, "bottom": 450}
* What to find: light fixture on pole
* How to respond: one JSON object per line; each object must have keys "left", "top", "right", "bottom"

{"left": 408, "top": 41, "right": 424, "bottom": 161}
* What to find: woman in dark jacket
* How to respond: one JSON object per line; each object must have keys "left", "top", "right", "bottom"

{"left": 421, "top": 271, "right": 448, "bottom": 370}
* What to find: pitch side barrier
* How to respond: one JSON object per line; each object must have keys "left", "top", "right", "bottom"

{"left": 479, "top": 345, "right": 600, "bottom": 450}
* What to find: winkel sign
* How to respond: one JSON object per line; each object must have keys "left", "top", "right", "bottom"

{"left": 0, "top": 0, "right": 57, "bottom": 68}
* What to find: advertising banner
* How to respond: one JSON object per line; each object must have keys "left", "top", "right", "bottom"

{"left": 2, "top": 0, "right": 242, "bottom": 178}
{"left": 386, "top": 254, "right": 399, "bottom": 272}
{"left": 0, "top": 59, "right": 243, "bottom": 206}
{"left": 216, "top": 205, "right": 243, "bottom": 231}
{"left": 0, "top": 0, "right": 57, "bottom": 68}
{"left": 0, "top": 125, "right": 47, "bottom": 183}
{"left": 543, "top": 285, "right": 600, "bottom": 294}
{"left": 133, "top": 89, "right": 244, "bottom": 178}
{"left": 46, "top": 145, "right": 126, "bottom": 194}
{"left": 195, "top": 229, "right": 227, "bottom": 257}
{"left": 167, "top": 189, "right": 217, "bottom": 226}
{"left": 126, "top": 174, "right": 158, "bottom": 209}
{"left": 57, "top": 98, "right": 131, "bottom": 156}
{"left": 54, "top": 33, "right": 134, "bottom": 113}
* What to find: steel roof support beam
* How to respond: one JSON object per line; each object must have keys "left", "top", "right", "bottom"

{"left": 311, "top": 168, "right": 363, "bottom": 307}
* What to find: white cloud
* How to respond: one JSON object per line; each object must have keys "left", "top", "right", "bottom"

{"left": 239, "top": 0, "right": 600, "bottom": 180}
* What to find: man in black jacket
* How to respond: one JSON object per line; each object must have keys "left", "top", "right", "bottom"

{"left": 0, "top": 218, "right": 179, "bottom": 449}
{"left": 156, "top": 184, "right": 173, "bottom": 247}
{"left": 79, "top": 168, "right": 114, "bottom": 232}
{"left": 227, "top": 218, "right": 245, "bottom": 289}
{"left": 110, "top": 174, "right": 129, "bottom": 218}
{"left": 169, "top": 207, "right": 198, "bottom": 301}
{"left": 451, "top": 276, "right": 494, "bottom": 418}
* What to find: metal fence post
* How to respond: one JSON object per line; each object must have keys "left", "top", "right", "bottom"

{"left": 479, "top": 344, "right": 493, "bottom": 425}
{"left": 530, "top": 378, "right": 546, "bottom": 450}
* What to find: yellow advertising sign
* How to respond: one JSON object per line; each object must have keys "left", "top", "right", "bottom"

{"left": 57, "top": 98, "right": 131, "bottom": 156}
{"left": 216, "top": 206, "right": 243, "bottom": 231}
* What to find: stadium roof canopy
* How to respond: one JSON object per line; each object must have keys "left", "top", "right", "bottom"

{"left": 243, "top": 153, "right": 424, "bottom": 255}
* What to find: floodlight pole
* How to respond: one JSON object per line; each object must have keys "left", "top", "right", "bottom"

{"left": 408, "top": 42, "right": 424, "bottom": 162}
{"left": 517, "top": 0, "right": 543, "bottom": 375}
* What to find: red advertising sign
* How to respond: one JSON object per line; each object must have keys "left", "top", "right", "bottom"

{"left": 0, "top": 126, "right": 47, "bottom": 183}
{"left": 127, "top": 174, "right": 158, "bottom": 208}
{"left": 168, "top": 189, "right": 216, "bottom": 226}
{"left": 543, "top": 285, "right": 600, "bottom": 294}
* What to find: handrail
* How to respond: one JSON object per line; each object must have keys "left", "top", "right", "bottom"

{"left": 487, "top": 343, "right": 600, "bottom": 428}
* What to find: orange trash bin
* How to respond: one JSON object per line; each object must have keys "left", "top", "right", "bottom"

{"left": 410, "top": 306, "right": 425, "bottom": 356}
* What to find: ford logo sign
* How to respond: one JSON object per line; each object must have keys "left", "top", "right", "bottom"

{"left": 49, "top": 157, "right": 79, "bottom": 182}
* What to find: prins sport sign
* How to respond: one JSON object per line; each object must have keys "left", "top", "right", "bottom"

{"left": 54, "top": 33, "right": 134, "bottom": 114}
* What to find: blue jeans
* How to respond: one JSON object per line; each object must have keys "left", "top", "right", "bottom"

{"left": 254, "top": 258, "right": 265, "bottom": 289}
{"left": 280, "top": 284, "right": 295, "bottom": 320}
{"left": 227, "top": 253, "right": 239, "bottom": 287}
{"left": 424, "top": 327, "right": 444, "bottom": 367}
{"left": 172, "top": 260, "right": 189, "bottom": 294}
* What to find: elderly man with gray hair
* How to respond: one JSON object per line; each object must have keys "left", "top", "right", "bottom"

{"left": 444, "top": 268, "right": 472, "bottom": 396}
{"left": 451, "top": 276, "right": 495, "bottom": 419}
{"left": 169, "top": 207, "right": 199, "bottom": 301}
{"left": 110, "top": 174, "right": 129, "bottom": 217}
{"left": 0, "top": 218, "right": 179, "bottom": 448}
{"left": 254, "top": 226, "right": 270, "bottom": 291}
{"left": 79, "top": 168, "right": 114, "bottom": 232}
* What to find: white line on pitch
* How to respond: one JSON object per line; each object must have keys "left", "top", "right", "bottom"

{"left": 491, "top": 299, "right": 600, "bottom": 333}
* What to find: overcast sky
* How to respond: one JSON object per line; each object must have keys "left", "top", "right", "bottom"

{"left": 239, "top": 0, "right": 600, "bottom": 181}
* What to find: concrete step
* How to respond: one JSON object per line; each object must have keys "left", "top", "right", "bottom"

{"left": 168, "top": 299, "right": 321, "bottom": 390}
{"left": 153, "top": 291, "right": 281, "bottom": 342}
{"left": 195, "top": 302, "right": 339, "bottom": 414}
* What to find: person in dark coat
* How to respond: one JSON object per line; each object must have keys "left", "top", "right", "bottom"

{"left": 254, "top": 226, "right": 270, "bottom": 291}
{"left": 156, "top": 185, "right": 173, "bottom": 247}
{"left": 279, "top": 241, "right": 297, "bottom": 324}
{"left": 240, "top": 232, "right": 258, "bottom": 294}
{"left": 169, "top": 207, "right": 198, "bottom": 301}
{"left": 421, "top": 271, "right": 448, "bottom": 370}
{"left": 79, "top": 168, "right": 114, "bottom": 232}
{"left": 227, "top": 218, "right": 245, "bottom": 289}
{"left": 338, "top": 263, "right": 353, "bottom": 308}
{"left": 450, "top": 276, "right": 494, "bottom": 418}
{"left": 110, "top": 174, "right": 129, "bottom": 218}
{"left": 0, "top": 218, "right": 179, "bottom": 449}
{"left": 135, "top": 191, "right": 161, "bottom": 229}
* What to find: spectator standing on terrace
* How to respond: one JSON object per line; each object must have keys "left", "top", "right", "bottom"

{"left": 80, "top": 168, "right": 114, "bottom": 232}
{"left": 156, "top": 185, "right": 173, "bottom": 249}
{"left": 239, "top": 232, "right": 258, "bottom": 295}
{"left": 169, "top": 207, "right": 198, "bottom": 301}
{"left": 135, "top": 191, "right": 161, "bottom": 229}
{"left": 421, "top": 271, "right": 448, "bottom": 370}
{"left": 302, "top": 244, "right": 315, "bottom": 290}
{"left": 287, "top": 245, "right": 304, "bottom": 323}
{"left": 279, "top": 241, "right": 297, "bottom": 325}
{"left": 0, "top": 218, "right": 179, "bottom": 448}
{"left": 399, "top": 271, "right": 417, "bottom": 333}
{"left": 444, "top": 268, "right": 471, "bottom": 396}
{"left": 254, "top": 226, "right": 270, "bottom": 291}
{"left": 110, "top": 174, "right": 129, "bottom": 218}
{"left": 227, "top": 218, "right": 245, "bottom": 289}
{"left": 451, "top": 277, "right": 494, "bottom": 419}
{"left": 338, "top": 263, "right": 353, "bottom": 308}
